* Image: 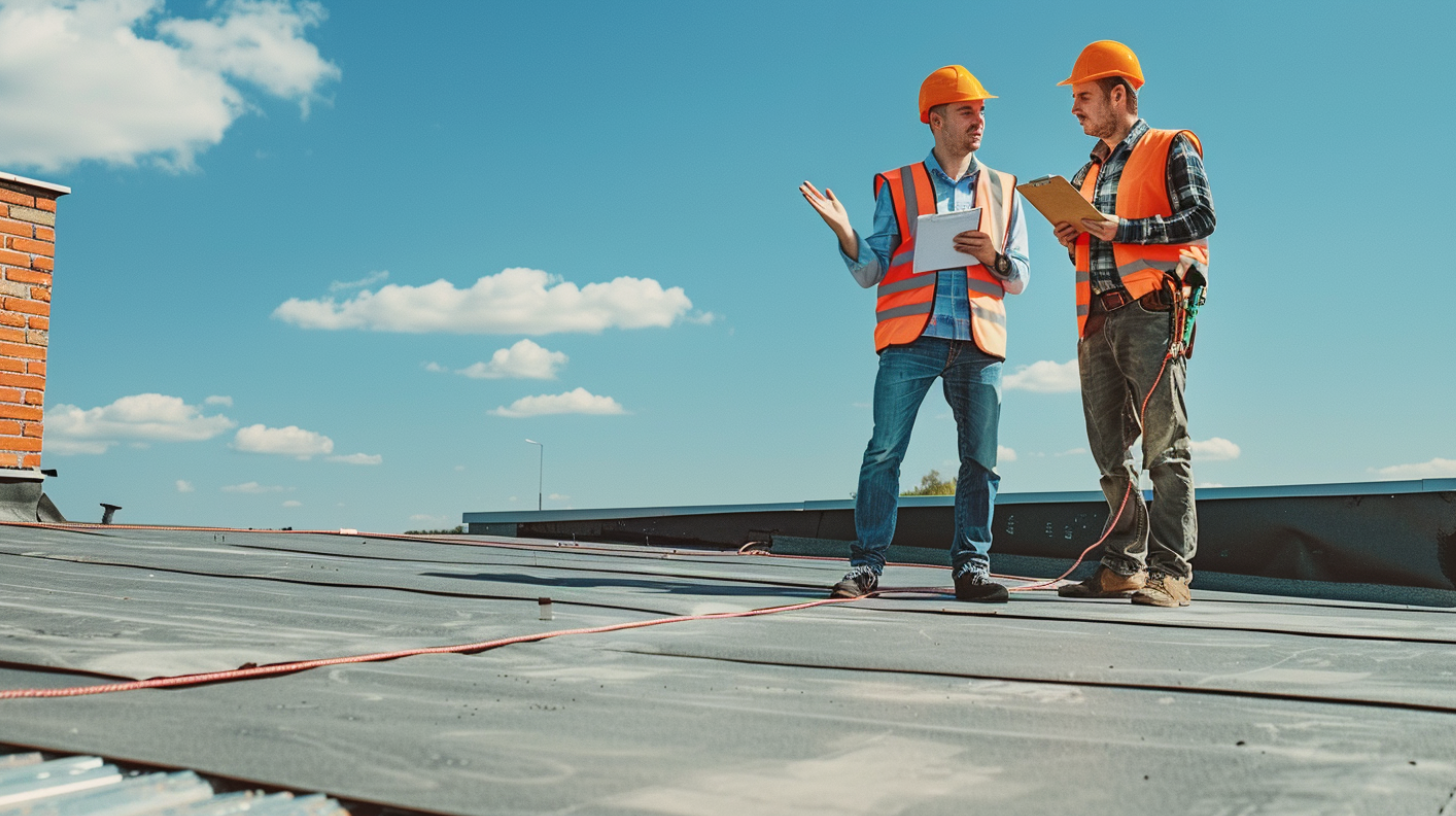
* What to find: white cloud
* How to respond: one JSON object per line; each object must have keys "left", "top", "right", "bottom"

{"left": 159, "top": 0, "right": 337, "bottom": 110}
{"left": 281, "top": 499, "right": 302, "bottom": 507}
{"left": 409, "top": 513, "right": 446, "bottom": 522}
{"left": 45, "top": 393, "right": 236, "bottom": 454}
{"left": 998, "top": 445, "right": 1017, "bottom": 463}
{"left": 175, "top": 479, "right": 194, "bottom": 493}
{"left": 233, "top": 423, "right": 333, "bottom": 459}
{"left": 491, "top": 388, "right": 627, "bottom": 419}
{"left": 330, "top": 270, "right": 388, "bottom": 293}
{"left": 204, "top": 395, "right": 233, "bottom": 406}
{"left": 46, "top": 438, "right": 112, "bottom": 455}
{"left": 548, "top": 493, "right": 569, "bottom": 501}
{"left": 327, "top": 452, "right": 382, "bottom": 466}
{"left": 1055, "top": 447, "right": 1088, "bottom": 457}
{"left": 272, "top": 267, "right": 694, "bottom": 335}
{"left": 1373, "top": 458, "right": 1456, "bottom": 479}
{"left": 0, "top": 0, "right": 340, "bottom": 171}
{"left": 423, "top": 362, "right": 446, "bottom": 373}
{"left": 222, "top": 481, "right": 286, "bottom": 494}
{"left": 458, "top": 339, "right": 567, "bottom": 380}
{"left": 1004, "top": 360, "right": 1079, "bottom": 393}
{"left": 1189, "top": 437, "right": 1241, "bottom": 461}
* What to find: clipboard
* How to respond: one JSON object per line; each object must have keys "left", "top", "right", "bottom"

{"left": 1015, "top": 175, "right": 1102, "bottom": 231}
{"left": 911, "top": 208, "right": 981, "bottom": 274}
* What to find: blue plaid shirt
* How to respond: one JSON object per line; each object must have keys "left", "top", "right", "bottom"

{"left": 840, "top": 151, "right": 1029, "bottom": 341}
{"left": 1070, "top": 119, "right": 1216, "bottom": 294}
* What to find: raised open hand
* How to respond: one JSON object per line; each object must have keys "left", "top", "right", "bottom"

{"left": 799, "top": 180, "right": 858, "bottom": 258}
{"left": 800, "top": 181, "right": 852, "bottom": 235}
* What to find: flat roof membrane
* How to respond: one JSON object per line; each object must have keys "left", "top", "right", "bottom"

{"left": 1, "top": 525, "right": 1454, "bottom": 814}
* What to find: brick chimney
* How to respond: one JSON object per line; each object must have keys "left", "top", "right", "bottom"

{"left": 0, "top": 171, "right": 68, "bottom": 512}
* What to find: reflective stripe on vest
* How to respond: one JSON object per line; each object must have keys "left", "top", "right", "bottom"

{"left": 871, "top": 161, "right": 1017, "bottom": 358}
{"left": 1073, "top": 128, "right": 1210, "bottom": 338}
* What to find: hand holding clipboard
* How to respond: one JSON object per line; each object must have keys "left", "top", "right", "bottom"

{"left": 1016, "top": 175, "right": 1120, "bottom": 246}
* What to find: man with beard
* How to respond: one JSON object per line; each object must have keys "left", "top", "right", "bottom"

{"left": 799, "top": 65, "right": 1029, "bottom": 603}
{"left": 1051, "top": 41, "right": 1216, "bottom": 607}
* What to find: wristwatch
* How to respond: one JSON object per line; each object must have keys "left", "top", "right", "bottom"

{"left": 993, "top": 252, "right": 1011, "bottom": 277}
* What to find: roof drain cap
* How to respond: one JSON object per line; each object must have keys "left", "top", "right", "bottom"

{"left": 100, "top": 503, "right": 122, "bottom": 524}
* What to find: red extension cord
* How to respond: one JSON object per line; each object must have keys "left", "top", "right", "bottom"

{"left": 0, "top": 336, "right": 1180, "bottom": 700}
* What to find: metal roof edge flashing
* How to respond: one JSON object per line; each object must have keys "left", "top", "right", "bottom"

{"left": 463, "top": 478, "right": 1456, "bottom": 524}
{"left": 0, "top": 171, "right": 71, "bottom": 196}
{"left": 1196, "top": 478, "right": 1456, "bottom": 500}
{"left": 464, "top": 501, "right": 815, "bottom": 524}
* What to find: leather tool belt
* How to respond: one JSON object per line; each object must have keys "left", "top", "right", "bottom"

{"left": 1091, "top": 287, "right": 1172, "bottom": 313}
{"left": 1083, "top": 286, "right": 1175, "bottom": 339}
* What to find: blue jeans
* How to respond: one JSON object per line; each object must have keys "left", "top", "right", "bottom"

{"left": 852, "top": 337, "right": 1003, "bottom": 577}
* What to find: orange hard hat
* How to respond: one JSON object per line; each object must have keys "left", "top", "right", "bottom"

{"left": 918, "top": 65, "right": 996, "bottom": 123}
{"left": 1057, "top": 40, "right": 1145, "bottom": 89}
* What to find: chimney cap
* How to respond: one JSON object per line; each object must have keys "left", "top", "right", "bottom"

{"left": 0, "top": 171, "right": 70, "bottom": 196}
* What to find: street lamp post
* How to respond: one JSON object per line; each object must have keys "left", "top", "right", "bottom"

{"left": 524, "top": 439, "right": 543, "bottom": 511}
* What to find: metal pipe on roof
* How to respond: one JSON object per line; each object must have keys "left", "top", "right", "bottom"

{"left": 525, "top": 439, "right": 543, "bottom": 511}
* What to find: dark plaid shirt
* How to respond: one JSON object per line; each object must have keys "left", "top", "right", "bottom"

{"left": 1070, "top": 119, "right": 1216, "bottom": 294}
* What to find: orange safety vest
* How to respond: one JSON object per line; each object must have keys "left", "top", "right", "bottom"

{"left": 873, "top": 161, "right": 1017, "bottom": 357}
{"left": 1074, "top": 128, "right": 1210, "bottom": 338}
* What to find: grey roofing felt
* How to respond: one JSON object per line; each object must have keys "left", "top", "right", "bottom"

{"left": 1, "top": 525, "right": 1455, "bottom": 815}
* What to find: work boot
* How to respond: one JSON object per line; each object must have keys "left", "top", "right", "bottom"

{"left": 954, "top": 571, "right": 1009, "bottom": 603}
{"left": 1131, "top": 572, "right": 1191, "bottom": 607}
{"left": 1057, "top": 565, "right": 1147, "bottom": 598}
{"left": 828, "top": 570, "right": 878, "bottom": 599}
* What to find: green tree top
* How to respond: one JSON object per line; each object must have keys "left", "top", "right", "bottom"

{"left": 902, "top": 469, "right": 956, "bottom": 496}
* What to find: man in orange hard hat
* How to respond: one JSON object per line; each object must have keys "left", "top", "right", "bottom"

{"left": 798, "top": 66, "right": 1030, "bottom": 603}
{"left": 1050, "top": 41, "right": 1216, "bottom": 607}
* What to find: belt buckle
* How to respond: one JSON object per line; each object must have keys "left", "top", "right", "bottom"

{"left": 1102, "top": 290, "right": 1129, "bottom": 310}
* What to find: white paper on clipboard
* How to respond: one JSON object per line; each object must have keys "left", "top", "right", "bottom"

{"left": 912, "top": 207, "right": 981, "bottom": 274}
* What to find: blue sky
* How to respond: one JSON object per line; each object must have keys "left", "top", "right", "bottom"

{"left": 4, "top": 0, "right": 1453, "bottom": 531}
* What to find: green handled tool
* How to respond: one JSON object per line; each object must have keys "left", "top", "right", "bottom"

{"left": 1181, "top": 285, "right": 1206, "bottom": 348}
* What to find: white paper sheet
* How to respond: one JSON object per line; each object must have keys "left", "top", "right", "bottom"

{"left": 912, "top": 207, "right": 982, "bottom": 274}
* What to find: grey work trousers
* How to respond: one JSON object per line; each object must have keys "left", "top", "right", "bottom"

{"left": 1077, "top": 299, "right": 1197, "bottom": 580}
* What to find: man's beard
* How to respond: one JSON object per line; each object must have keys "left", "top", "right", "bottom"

{"left": 1084, "top": 115, "right": 1117, "bottom": 140}
{"left": 951, "top": 131, "right": 982, "bottom": 153}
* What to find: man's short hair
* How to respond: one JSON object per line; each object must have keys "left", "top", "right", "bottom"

{"left": 1096, "top": 76, "right": 1138, "bottom": 116}
{"left": 927, "top": 102, "right": 950, "bottom": 126}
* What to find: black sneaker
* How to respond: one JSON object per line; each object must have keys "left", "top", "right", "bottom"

{"left": 954, "top": 571, "right": 1009, "bottom": 603}
{"left": 828, "top": 571, "right": 878, "bottom": 599}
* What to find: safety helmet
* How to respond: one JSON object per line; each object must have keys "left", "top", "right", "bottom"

{"left": 1057, "top": 40, "right": 1145, "bottom": 90}
{"left": 919, "top": 65, "right": 997, "bottom": 123}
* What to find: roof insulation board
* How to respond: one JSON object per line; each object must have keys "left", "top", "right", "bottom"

{"left": 1, "top": 525, "right": 1454, "bottom": 815}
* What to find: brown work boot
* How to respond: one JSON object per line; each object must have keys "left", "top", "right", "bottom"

{"left": 828, "top": 570, "right": 878, "bottom": 599}
{"left": 1131, "top": 572, "right": 1191, "bottom": 607}
{"left": 1057, "top": 565, "right": 1147, "bottom": 598}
